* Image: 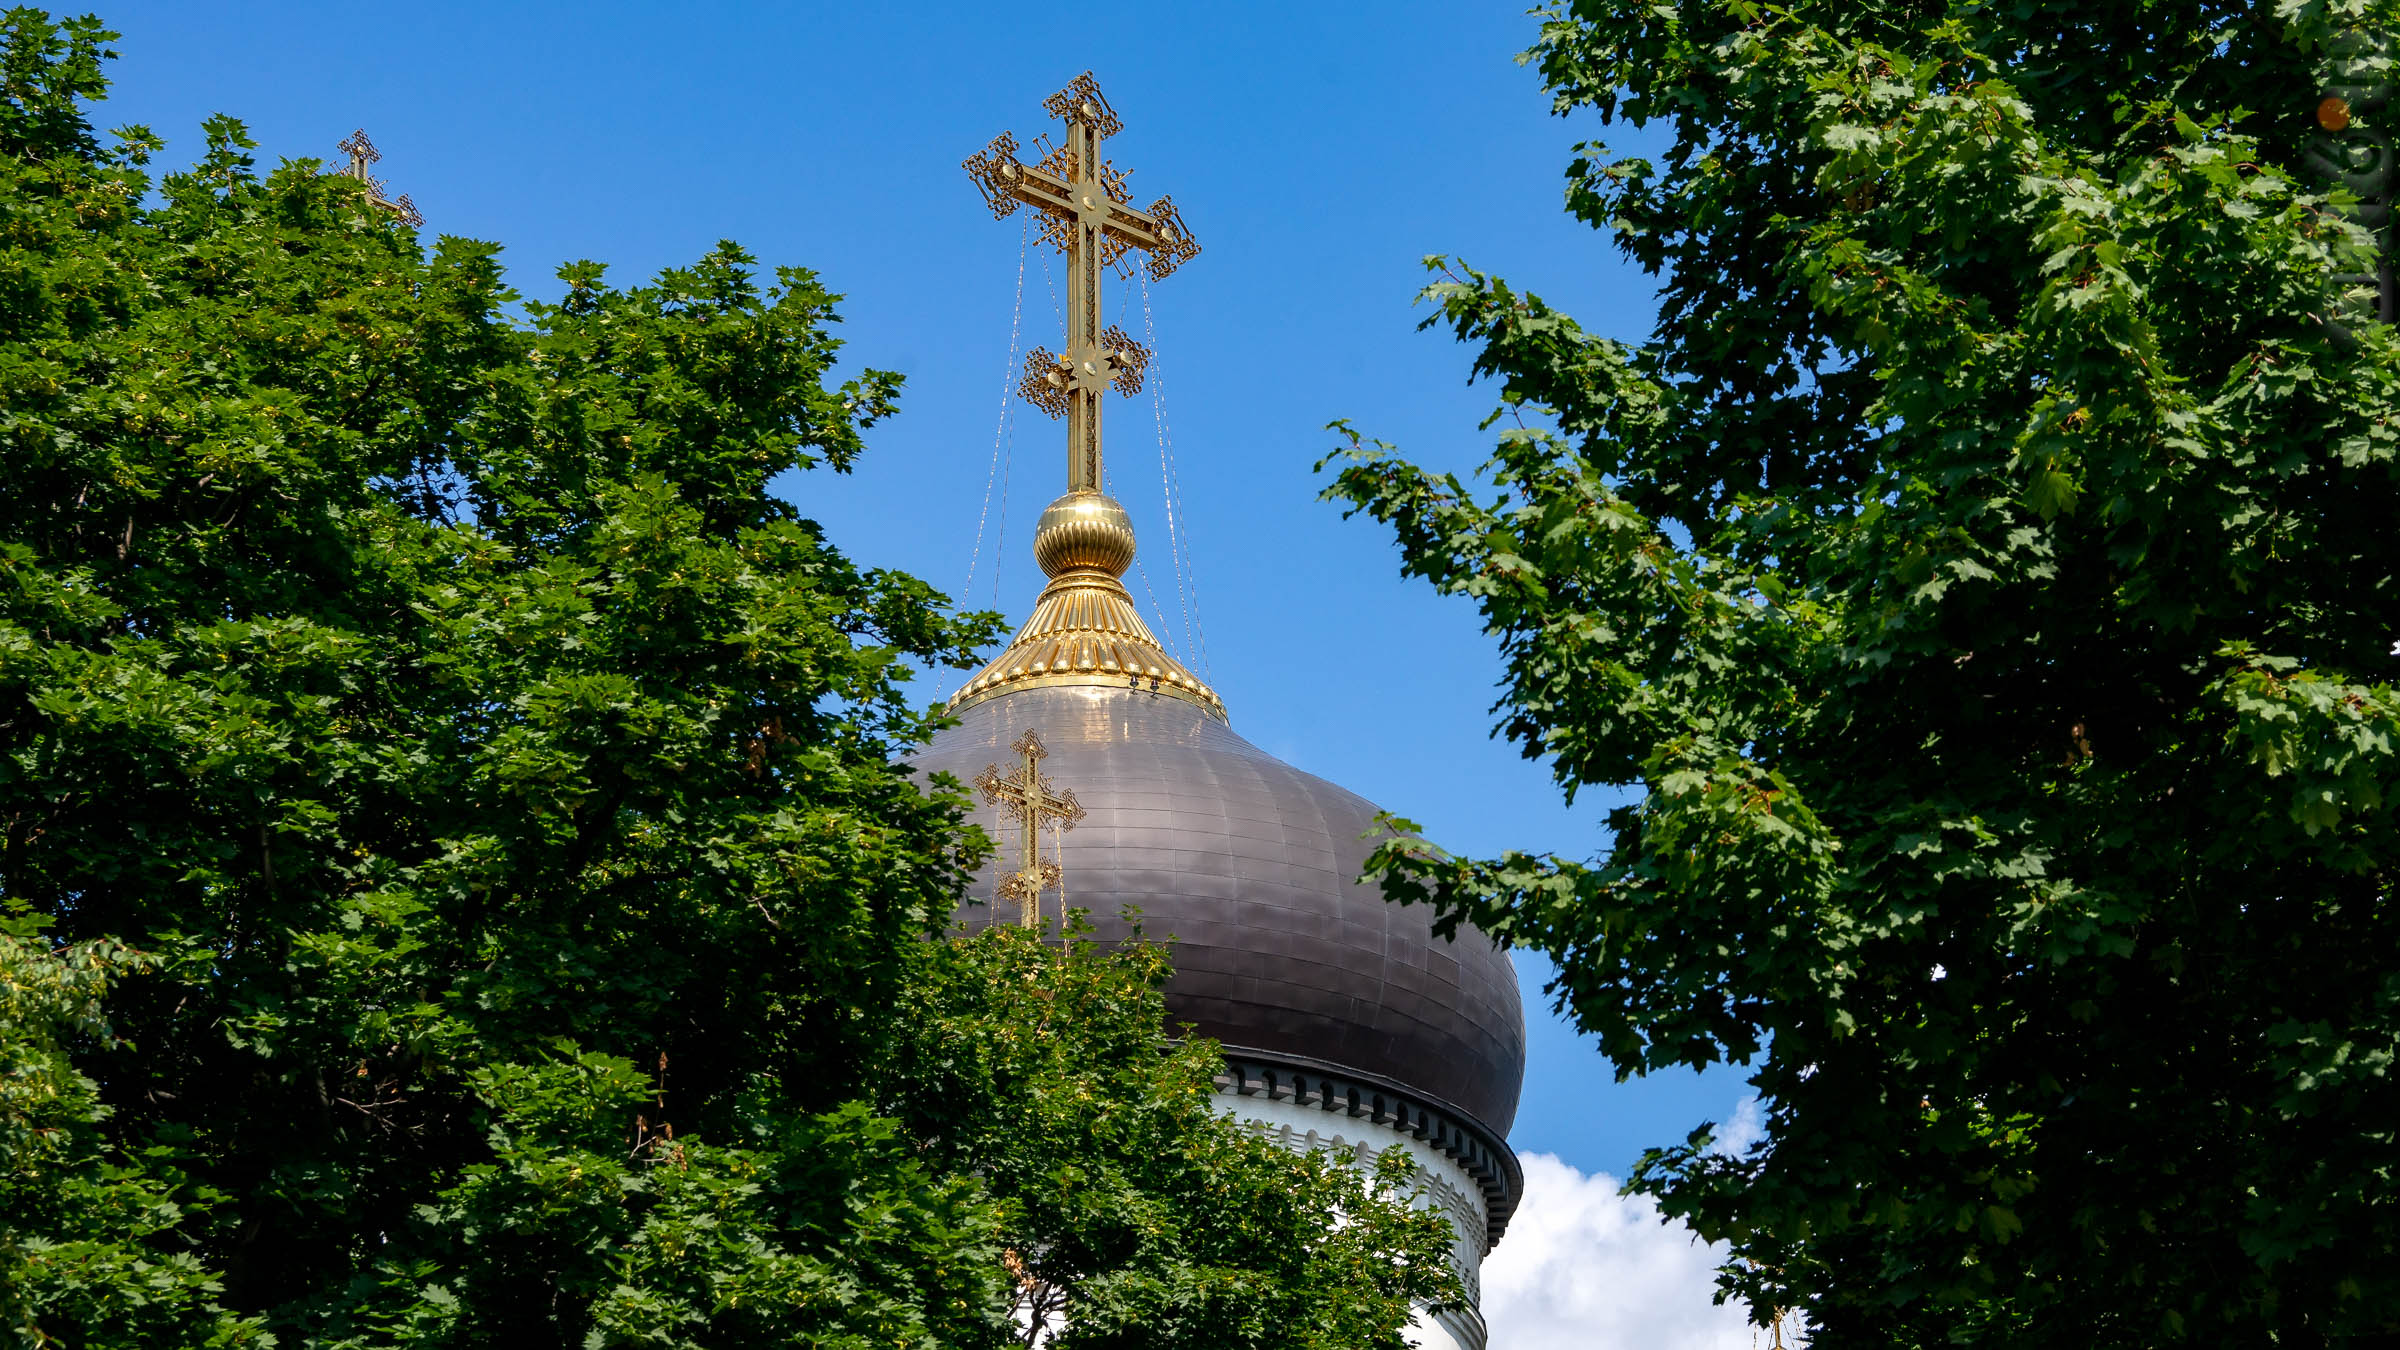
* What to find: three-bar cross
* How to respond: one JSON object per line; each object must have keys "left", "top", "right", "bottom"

{"left": 975, "top": 732, "right": 1086, "bottom": 927}
{"left": 965, "top": 73, "right": 1200, "bottom": 495}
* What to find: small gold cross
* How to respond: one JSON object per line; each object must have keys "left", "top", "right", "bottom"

{"left": 974, "top": 731, "right": 1086, "bottom": 927}
{"left": 336, "top": 128, "right": 423, "bottom": 228}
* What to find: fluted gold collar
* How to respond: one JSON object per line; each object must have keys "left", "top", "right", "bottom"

{"left": 949, "top": 491, "right": 1225, "bottom": 720}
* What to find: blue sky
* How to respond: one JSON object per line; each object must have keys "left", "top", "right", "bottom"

{"left": 93, "top": 0, "right": 1751, "bottom": 1177}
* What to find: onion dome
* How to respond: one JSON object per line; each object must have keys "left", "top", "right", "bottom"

{"left": 913, "top": 490, "right": 1527, "bottom": 1237}
{"left": 940, "top": 79, "right": 1521, "bottom": 1345}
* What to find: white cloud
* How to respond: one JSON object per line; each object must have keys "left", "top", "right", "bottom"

{"left": 1482, "top": 1152, "right": 1778, "bottom": 1350}
{"left": 1710, "top": 1096, "right": 1766, "bottom": 1158}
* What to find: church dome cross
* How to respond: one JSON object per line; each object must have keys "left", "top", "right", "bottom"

{"left": 964, "top": 71, "right": 1200, "bottom": 495}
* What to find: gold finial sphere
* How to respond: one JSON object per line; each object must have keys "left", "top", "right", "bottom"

{"left": 1032, "top": 491, "right": 1137, "bottom": 578}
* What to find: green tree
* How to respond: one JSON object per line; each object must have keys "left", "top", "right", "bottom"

{"left": 0, "top": 10, "right": 1454, "bottom": 1346}
{"left": 2, "top": 923, "right": 259, "bottom": 1346}
{"left": 1325, "top": 0, "right": 2400, "bottom": 1343}
{"left": 889, "top": 923, "right": 1461, "bottom": 1350}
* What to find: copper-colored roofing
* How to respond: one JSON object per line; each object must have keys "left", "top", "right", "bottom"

{"left": 929, "top": 487, "right": 1527, "bottom": 1237}
{"left": 915, "top": 684, "right": 1528, "bottom": 1149}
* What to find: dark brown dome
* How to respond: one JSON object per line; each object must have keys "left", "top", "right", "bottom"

{"left": 911, "top": 684, "right": 1526, "bottom": 1140}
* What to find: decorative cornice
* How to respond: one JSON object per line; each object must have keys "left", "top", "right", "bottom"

{"left": 1212, "top": 1048, "right": 1522, "bottom": 1245}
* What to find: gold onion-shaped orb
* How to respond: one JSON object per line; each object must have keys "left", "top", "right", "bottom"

{"left": 1032, "top": 491, "right": 1138, "bottom": 577}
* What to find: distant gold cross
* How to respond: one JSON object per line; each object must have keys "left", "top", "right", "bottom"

{"left": 336, "top": 128, "right": 424, "bottom": 228}
{"left": 975, "top": 731, "right": 1086, "bottom": 927}
{"left": 965, "top": 73, "right": 1200, "bottom": 495}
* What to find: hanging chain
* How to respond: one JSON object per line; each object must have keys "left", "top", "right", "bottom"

{"left": 1140, "top": 273, "right": 1210, "bottom": 678}
{"left": 1111, "top": 280, "right": 1180, "bottom": 648}
{"left": 1038, "top": 244, "right": 1066, "bottom": 363}
{"left": 1131, "top": 557, "right": 1180, "bottom": 655}
{"left": 992, "top": 421, "right": 1013, "bottom": 607}
{"left": 965, "top": 221, "right": 1031, "bottom": 604}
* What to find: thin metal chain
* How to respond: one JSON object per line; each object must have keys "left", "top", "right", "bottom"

{"left": 992, "top": 421, "right": 1013, "bottom": 607}
{"left": 1130, "top": 556, "right": 1179, "bottom": 656}
{"left": 1140, "top": 273, "right": 1209, "bottom": 677}
{"left": 1093, "top": 282, "right": 1179, "bottom": 655}
{"left": 1039, "top": 243, "right": 1065, "bottom": 358}
{"left": 965, "top": 222, "right": 1030, "bottom": 604}
{"left": 1003, "top": 237, "right": 1076, "bottom": 604}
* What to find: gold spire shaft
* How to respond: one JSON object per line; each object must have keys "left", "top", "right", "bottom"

{"left": 1065, "top": 102, "right": 1103, "bottom": 493}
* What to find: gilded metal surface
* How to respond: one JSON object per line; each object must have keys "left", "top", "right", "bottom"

{"left": 957, "top": 79, "right": 1210, "bottom": 715}
{"left": 974, "top": 731, "right": 1085, "bottom": 926}
{"left": 336, "top": 128, "right": 422, "bottom": 228}
{"left": 964, "top": 72, "right": 1200, "bottom": 495}
{"left": 1018, "top": 348, "right": 1074, "bottom": 417}
{"left": 950, "top": 492, "right": 1224, "bottom": 720}
{"left": 1028, "top": 490, "right": 1139, "bottom": 575}
{"left": 1041, "top": 72, "right": 1123, "bottom": 139}
{"left": 338, "top": 128, "right": 380, "bottom": 173}
{"left": 961, "top": 131, "right": 1025, "bottom": 220}
{"left": 1018, "top": 330, "right": 1148, "bottom": 421}
{"left": 1100, "top": 324, "right": 1149, "bottom": 397}
{"left": 1134, "top": 195, "right": 1199, "bottom": 281}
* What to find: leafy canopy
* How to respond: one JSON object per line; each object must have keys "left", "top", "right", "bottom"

{"left": 0, "top": 10, "right": 1455, "bottom": 1347}
{"left": 1326, "top": 0, "right": 2400, "bottom": 1343}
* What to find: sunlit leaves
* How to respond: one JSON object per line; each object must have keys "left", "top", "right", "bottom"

{"left": 1329, "top": 0, "right": 2400, "bottom": 1341}
{"left": 0, "top": 12, "right": 1456, "bottom": 1346}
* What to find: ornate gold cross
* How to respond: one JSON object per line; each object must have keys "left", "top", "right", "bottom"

{"left": 336, "top": 129, "right": 424, "bottom": 228}
{"left": 974, "top": 731, "right": 1086, "bottom": 927}
{"left": 965, "top": 73, "right": 1200, "bottom": 495}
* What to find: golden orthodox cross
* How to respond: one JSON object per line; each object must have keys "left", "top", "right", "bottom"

{"left": 336, "top": 129, "right": 424, "bottom": 228}
{"left": 965, "top": 73, "right": 1200, "bottom": 494}
{"left": 975, "top": 732, "right": 1086, "bottom": 927}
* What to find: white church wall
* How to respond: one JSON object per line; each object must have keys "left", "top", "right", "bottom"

{"left": 1221, "top": 1091, "right": 1495, "bottom": 1350}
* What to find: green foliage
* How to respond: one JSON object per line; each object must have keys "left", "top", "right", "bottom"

{"left": 317, "top": 1068, "right": 1007, "bottom": 1350}
{"left": 2, "top": 917, "right": 262, "bottom": 1345}
{"left": 0, "top": 10, "right": 1451, "bottom": 1346}
{"left": 884, "top": 921, "right": 1462, "bottom": 1350}
{"left": 1325, "top": 0, "right": 2400, "bottom": 1342}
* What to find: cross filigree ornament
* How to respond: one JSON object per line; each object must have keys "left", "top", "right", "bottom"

{"left": 975, "top": 732, "right": 1086, "bottom": 927}
{"left": 336, "top": 128, "right": 423, "bottom": 228}
{"left": 964, "top": 72, "right": 1200, "bottom": 495}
